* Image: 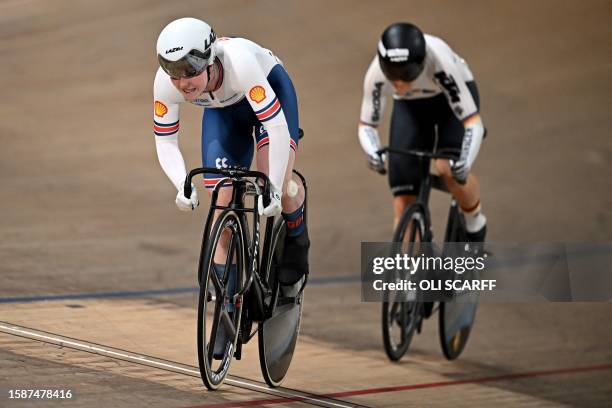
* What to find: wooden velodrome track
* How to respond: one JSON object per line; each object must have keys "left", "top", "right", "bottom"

{"left": 1, "top": 0, "right": 611, "bottom": 406}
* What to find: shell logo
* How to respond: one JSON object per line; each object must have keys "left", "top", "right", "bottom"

{"left": 154, "top": 101, "right": 168, "bottom": 117}
{"left": 249, "top": 86, "right": 266, "bottom": 103}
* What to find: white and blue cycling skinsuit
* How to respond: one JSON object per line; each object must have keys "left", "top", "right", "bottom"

{"left": 153, "top": 37, "right": 300, "bottom": 195}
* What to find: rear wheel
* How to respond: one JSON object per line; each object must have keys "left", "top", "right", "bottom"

{"left": 382, "top": 204, "right": 426, "bottom": 361}
{"left": 439, "top": 202, "right": 479, "bottom": 360}
{"left": 197, "top": 210, "right": 246, "bottom": 390}
{"left": 258, "top": 220, "right": 305, "bottom": 387}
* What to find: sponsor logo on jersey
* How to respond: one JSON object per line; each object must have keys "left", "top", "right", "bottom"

{"left": 433, "top": 72, "right": 461, "bottom": 103}
{"left": 249, "top": 85, "right": 266, "bottom": 103}
{"left": 462, "top": 126, "right": 473, "bottom": 160}
{"left": 372, "top": 82, "right": 383, "bottom": 122}
{"left": 215, "top": 157, "right": 229, "bottom": 169}
{"left": 165, "top": 46, "right": 183, "bottom": 54}
{"left": 154, "top": 101, "right": 168, "bottom": 117}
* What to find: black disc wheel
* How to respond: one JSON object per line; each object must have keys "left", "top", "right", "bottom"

{"left": 438, "top": 206, "right": 478, "bottom": 360}
{"left": 258, "top": 221, "right": 304, "bottom": 387}
{"left": 439, "top": 290, "right": 478, "bottom": 360}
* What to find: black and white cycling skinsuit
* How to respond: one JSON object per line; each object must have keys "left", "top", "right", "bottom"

{"left": 359, "top": 34, "right": 485, "bottom": 196}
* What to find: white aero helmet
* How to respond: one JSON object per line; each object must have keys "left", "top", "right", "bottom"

{"left": 156, "top": 17, "right": 217, "bottom": 78}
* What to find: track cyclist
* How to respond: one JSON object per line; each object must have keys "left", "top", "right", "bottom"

{"left": 152, "top": 18, "right": 309, "bottom": 356}
{"left": 358, "top": 22, "right": 487, "bottom": 245}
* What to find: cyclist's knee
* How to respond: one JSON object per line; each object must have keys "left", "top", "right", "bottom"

{"left": 435, "top": 159, "right": 452, "bottom": 179}
{"left": 209, "top": 188, "right": 234, "bottom": 261}
{"left": 393, "top": 195, "right": 417, "bottom": 223}
{"left": 281, "top": 176, "right": 304, "bottom": 210}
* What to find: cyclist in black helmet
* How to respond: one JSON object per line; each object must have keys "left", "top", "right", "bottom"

{"left": 358, "top": 22, "right": 487, "bottom": 244}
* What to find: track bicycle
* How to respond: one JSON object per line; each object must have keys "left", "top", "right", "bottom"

{"left": 184, "top": 165, "right": 307, "bottom": 390}
{"left": 378, "top": 146, "right": 479, "bottom": 362}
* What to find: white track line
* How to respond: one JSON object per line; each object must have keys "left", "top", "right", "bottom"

{"left": 0, "top": 322, "right": 358, "bottom": 408}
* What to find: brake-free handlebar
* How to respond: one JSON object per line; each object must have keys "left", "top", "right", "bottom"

{"left": 184, "top": 167, "right": 272, "bottom": 207}
{"left": 377, "top": 147, "right": 458, "bottom": 161}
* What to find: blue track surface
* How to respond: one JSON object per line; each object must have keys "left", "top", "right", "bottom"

{"left": 0, "top": 275, "right": 359, "bottom": 304}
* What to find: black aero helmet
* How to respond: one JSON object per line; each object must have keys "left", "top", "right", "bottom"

{"left": 378, "top": 23, "right": 426, "bottom": 81}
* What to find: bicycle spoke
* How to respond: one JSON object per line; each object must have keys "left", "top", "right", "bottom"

{"left": 399, "top": 303, "right": 407, "bottom": 342}
{"left": 223, "top": 233, "right": 236, "bottom": 285}
{"left": 390, "top": 300, "right": 400, "bottom": 321}
{"left": 209, "top": 263, "right": 225, "bottom": 295}
{"left": 207, "top": 298, "right": 222, "bottom": 364}
{"left": 408, "top": 225, "right": 417, "bottom": 254}
{"left": 220, "top": 309, "right": 237, "bottom": 339}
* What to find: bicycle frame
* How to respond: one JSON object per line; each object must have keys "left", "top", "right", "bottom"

{"left": 186, "top": 166, "right": 307, "bottom": 323}
{"left": 380, "top": 147, "right": 457, "bottom": 242}
{"left": 379, "top": 147, "right": 478, "bottom": 361}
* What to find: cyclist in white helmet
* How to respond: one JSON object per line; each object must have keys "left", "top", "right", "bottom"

{"left": 153, "top": 18, "right": 309, "bottom": 357}
{"left": 358, "top": 22, "right": 487, "bottom": 244}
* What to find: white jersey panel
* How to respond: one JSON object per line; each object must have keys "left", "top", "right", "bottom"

{"left": 189, "top": 37, "right": 282, "bottom": 108}
{"left": 153, "top": 67, "right": 183, "bottom": 130}
{"left": 359, "top": 57, "right": 392, "bottom": 126}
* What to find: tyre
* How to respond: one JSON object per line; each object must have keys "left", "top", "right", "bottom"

{"left": 382, "top": 204, "right": 426, "bottom": 361}
{"left": 197, "top": 210, "right": 246, "bottom": 390}
{"left": 258, "top": 220, "right": 304, "bottom": 387}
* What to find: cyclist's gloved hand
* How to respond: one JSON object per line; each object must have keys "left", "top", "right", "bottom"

{"left": 175, "top": 183, "right": 199, "bottom": 211}
{"left": 367, "top": 152, "right": 386, "bottom": 174}
{"left": 450, "top": 159, "right": 469, "bottom": 185}
{"left": 358, "top": 125, "right": 385, "bottom": 174}
{"left": 258, "top": 184, "right": 282, "bottom": 217}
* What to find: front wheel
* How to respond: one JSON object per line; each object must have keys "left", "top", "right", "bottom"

{"left": 258, "top": 220, "right": 305, "bottom": 387}
{"left": 382, "top": 204, "right": 426, "bottom": 361}
{"left": 197, "top": 210, "right": 246, "bottom": 390}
